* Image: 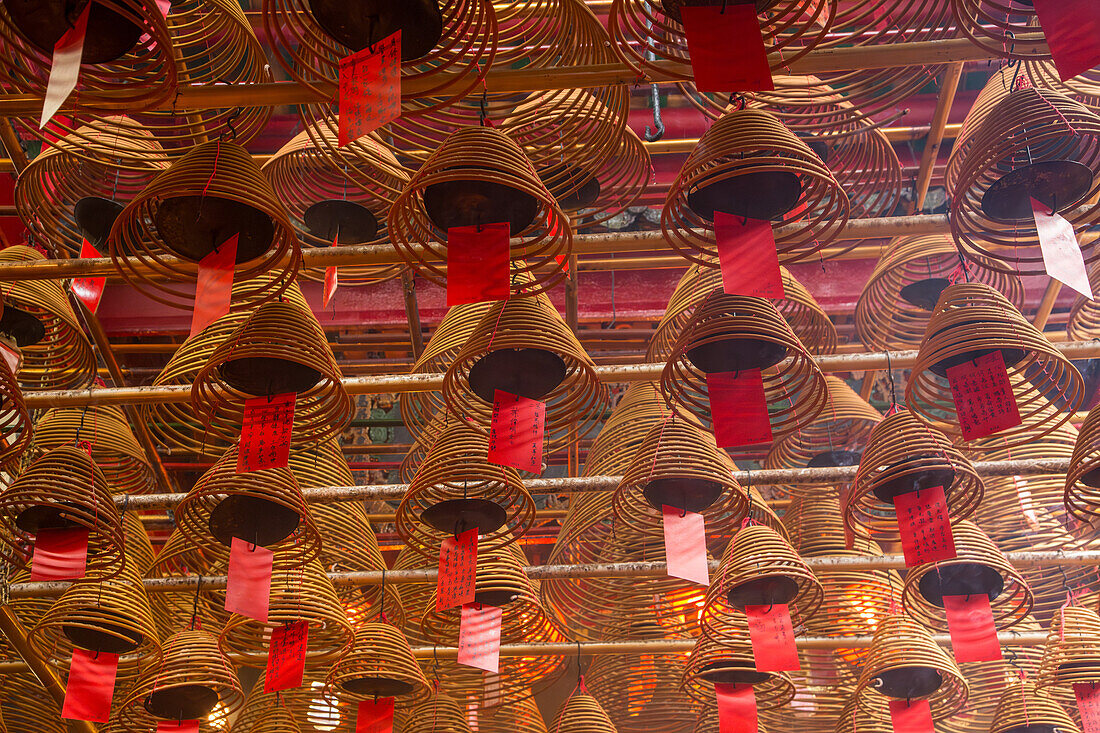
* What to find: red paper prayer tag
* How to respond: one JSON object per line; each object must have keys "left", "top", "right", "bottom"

{"left": 447, "top": 223, "right": 511, "bottom": 306}
{"left": 679, "top": 4, "right": 773, "bottom": 93}
{"left": 323, "top": 235, "right": 339, "bottom": 309}
{"left": 487, "top": 390, "right": 545, "bottom": 474}
{"left": 745, "top": 603, "right": 800, "bottom": 672}
{"left": 356, "top": 697, "right": 395, "bottom": 733}
{"left": 662, "top": 505, "right": 709, "bottom": 586}
{"left": 715, "top": 683, "right": 757, "bottom": 733}
{"left": 942, "top": 594, "right": 1001, "bottom": 663}
{"left": 888, "top": 699, "right": 935, "bottom": 733}
{"left": 894, "top": 485, "right": 957, "bottom": 567}
{"left": 226, "top": 537, "right": 273, "bottom": 622}
{"left": 946, "top": 351, "right": 1022, "bottom": 441}
{"left": 190, "top": 234, "right": 237, "bottom": 337}
{"left": 265, "top": 620, "right": 310, "bottom": 693}
{"left": 62, "top": 648, "right": 118, "bottom": 722}
{"left": 41, "top": 4, "right": 89, "bottom": 128}
{"left": 706, "top": 370, "right": 772, "bottom": 448}
{"left": 714, "top": 212, "right": 784, "bottom": 299}
{"left": 0, "top": 341, "right": 21, "bottom": 377}
{"left": 1032, "top": 197, "right": 1093, "bottom": 298}
{"left": 31, "top": 527, "right": 89, "bottom": 582}
{"left": 1076, "top": 682, "right": 1100, "bottom": 733}
{"left": 71, "top": 239, "right": 107, "bottom": 314}
{"left": 458, "top": 603, "right": 503, "bottom": 673}
{"left": 1032, "top": 0, "right": 1100, "bottom": 82}
{"left": 237, "top": 392, "right": 296, "bottom": 473}
{"left": 339, "top": 31, "right": 401, "bottom": 147}
{"left": 437, "top": 528, "right": 478, "bottom": 612}
{"left": 157, "top": 721, "right": 200, "bottom": 733}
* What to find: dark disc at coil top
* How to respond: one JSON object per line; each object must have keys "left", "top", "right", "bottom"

{"left": 467, "top": 348, "right": 568, "bottom": 403}
{"left": 686, "top": 336, "right": 788, "bottom": 374}
{"left": 870, "top": 457, "right": 956, "bottom": 505}
{"left": 340, "top": 676, "right": 417, "bottom": 697}
{"left": 726, "top": 573, "right": 801, "bottom": 609}
{"left": 144, "top": 685, "right": 222, "bottom": 721}
{"left": 303, "top": 200, "right": 379, "bottom": 244}
{"left": 899, "top": 278, "right": 950, "bottom": 311}
{"left": 63, "top": 608, "right": 145, "bottom": 654}
{"left": 207, "top": 494, "right": 302, "bottom": 547}
{"left": 420, "top": 498, "right": 508, "bottom": 536}
{"left": 74, "top": 196, "right": 124, "bottom": 248}
{"left": 660, "top": 0, "right": 782, "bottom": 23}
{"left": 154, "top": 195, "right": 275, "bottom": 264}
{"left": 687, "top": 170, "right": 803, "bottom": 223}
{"left": 641, "top": 477, "right": 724, "bottom": 513}
{"left": 306, "top": 0, "right": 443, "bottom": 60}
{"left": 217, "top": 357, "right": 322, "bottom": 396}
{"left": 423, "top": 178, "right": 540, "bottom": 236}
{"left": 0, "top": 304, "right": 46, "bottom": 347}
{"left": 980, "top": 159, "right": 1094, "bottom": 223}
{"left": 4, "top": 0, "right": 144, "bottom": 63}
{"left": 874, "top": 667, "right": 943, "bottom": 699}
{"left": 916, "top": 561, "right": 1005, "bottom": 606}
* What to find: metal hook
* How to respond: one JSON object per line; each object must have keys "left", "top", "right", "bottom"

{"left": 479, "top": 90, "right": 489, "bottom": 127}
{"left": 644, "top": 82, "right": 664, "bottom": 142}
{"left": 221, "top": 108, "right": 241, "bottom": 142}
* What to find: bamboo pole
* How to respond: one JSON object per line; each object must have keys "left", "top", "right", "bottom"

{"left": 914, "top": 63, "right": 964, "bottom": 210}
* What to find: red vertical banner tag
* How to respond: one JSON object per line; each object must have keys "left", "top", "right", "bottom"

{"left": 323, "top": 235, "right": 339, "bottom": 309}
{"left": 157, "top": 721, "right": 200, "bottom": 733}
{"left": 1032, "top": 198, "right": 1093, "bottom": 298}
{"left": 946, "top": 351, "right": 1022, "bottom": 440}
{"left": 457, "top": 603, "right": 503, "bottom": 673}
{"left": 237, "top": 392, "right": 296, "bottom": 473}
{"left": 264, "top": 620, "right": 310, "bottom": 692}
{"left": 338, "top": 31, "right": 401, "bottom": 147}
{"left": 447, "top": 223, "right": 511, "bottom": 306}
{"left": 714, "top": 212, "right": 784, "bottom": 299}
{"left": 0, "top": 341, "right": 21, "bottom": 377}
{"left": 679, "top": 4, "right": 774, "bottom": 93}
{"left": 706, "top": 370, "right": 773, "bottom": 448}
{"left": 1032, "top": 0, "right": 1100, "bottom": 82}
{"left": 744, "top": 603, "right": 800, "bottom": 672}
{"left": 888, "top": 699, "right": 934, "bottom": 733}
{"left": 62, "top": 648, "right": 118, "bottom": 722}
{"left": 487, "top": 390, "right": 545, "bottom": 474}
{"left": 356, "top": 697, "right": 395, "bottom": 733}
{"left": 893, "top": 486, "right": 957, "bottom": 567}
{"left": 942, "top": 594, "right": 1001, "bottom": 663}
{"left": 226, "top": 537, "right": 273, "bottom": 622}
{"left": 71, "top": 239, "right": 107, "bottom": 314}
{"left": 715, "top": 683, "right": 757, "bottom": 733}
{"left": 190, "top": 234, "right": 237, "bottom": 337}
{"left": 41, "top": 4, "right": 89, "bottom": 128}
{"left": 30, "top": 527, "right": 89, "bottom": 581}
{"left": 437, "top": 527, "right": 478, "bottom": 612}
{"left": 1075, "top": 682, "right": 1100, "bottom": 733}
{"left": 662, "top": 506, "right": 710, "bottom": 586}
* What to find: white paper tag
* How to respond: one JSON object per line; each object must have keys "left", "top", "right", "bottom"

{"left": 1033, "top": 197, "right": 1093, "bottom": 299}
{"left": 41, "top": 8, "right": 89, "bottom": 129}
{"left": 0, "top": 341, "right": 22, "bottom": 377}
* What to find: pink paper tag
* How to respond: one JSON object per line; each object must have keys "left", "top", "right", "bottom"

{"left": 458, "top": 603, "right": 502, "bottom": 673}
{"left": 1032, "top": 197, "right": 1092, "bottom": 298}
{"left": 715, "top": 212, "right": 784, "bottom": 298}
{"left": 62, "top": 648, "right": 118, "bottom": 722}
{"left": 894, "top": 486, "right": 957, "bottom": 567}
{"left": 1033, "top": 0, "right": 1100, "bottom": 82}
{"left": 888, "top": 699, "right": 934, "bottom": 733}
{"left": 437, "top": 528, "right": 478, "bottom": 612}
{"left": 487, "top": 390, "right": 545, "bottom": 474}
{"left": 745, "top": 603, "right": 800, "bottom": 671}
{"left": 447, "top": 224, "right": 511, "bottom": 306}
{"left": 71, "top": 238, "right": 106, "bottom": 314}
{"left": 715, "top": 683, "right": 757, "bottom": 733}
{"left": 356, "top": 698, "right": 395, "bottom": 733}
{"left": 323, "top": 235, "right": 339, "bottom": 308}
{"left": 946, "top": 351, "right": 1022, "bottom": 440}
{"left": 339, "top": 31, "right": 401, "bottom": 146}
{"left": 237, "top": 393, "right": 296, "bottom": 473}
{"left": 0, "top": 342, "right": 21, "bottom": 377}
{"left": 662, "top": 506, "right": 709, "bottom": 586}
{"left": 680, "top": 4, "right": 774, "bottom": 93}
{"left": 942, "top": 594, "right": 1002, "bottom": 663}
{"left": 226, "top": 537, "right": 273, "bottom": 622}
{"left": 41, "top": 4, "right": 89, "bottom": 128}
{"left": 706, "top": 370, "right": 772, "bottom": 448}
{"left": 157, "top": 721, "right": 200, "bottom": 733}
{"left": 1076, "top": 683, "right": 1100, "bottom": 733}
{"left": 265, "top": 620, "right": 310, "bottom": 692}
{"left": 30, "top": 527, "right": 89, "bottom": 581}
{"left": 190, "top": 234, "right": 237, "bottom": 337}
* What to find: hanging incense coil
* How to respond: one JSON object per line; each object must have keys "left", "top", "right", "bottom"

{"left": 472, "top": 694, "right": 548, "bottom": 733}
{"left": 1064, "top": 405, "right": 1100, "bottom": 521}
{"left": 648, "top": 262, "right": 837, "bottom": 362}
{"left": 174, "top": 442, "right": 321, "bottom": 562}
{"left": 949, "top": 87, "right": 1100, "bottom": 275}
{"left": 945, "top": 64, "right": 1022, "bottom": 194}
{"left": 233, "top": 668, "right": 352, "bottom": 733}
{"left": 191, "top": 300, "right": 353, "bottom": 448}
{"left": 0, "top": 674, "right": 68, "bottom": 733}
{"left": 565, "top": 125, "right": 651, "bottom": 231}
{"left": 324, "top": 621, "right": 431, "bottom": 707}
{"left": 122, "top": 510, "right": 155, "bottom": 577}
{"left": 845, "top": 407, "right": 983, "bottom": 541}
{"left": 118, "top": 628, "right": 243, "bottom": 729}
{"left": 1037, "top": 604, "right": 1100, "bottom": 689}
{"left": 387, "top": 127, "right": 573, "bottom": 297}
{"left": 834, "top": 691, "right": 891, "bottom": 733}
{"left": 0, "top": 245, "right": 97, "bottom": 390}
{"left": 901, "top": 520, "right": 1032, "bottom": 630}
{"left": 142, "top": 276, "right": 312, "bottom": 457}
{"left": 660, "top": 291, "right": 829, "bottom": 440}
{"left": 398, "top": 418, "right": 534, "bottom": 560}
{"left": 682, "top": 631, "right": 796, "bottom": 710}
{"left": 550, "top": 687, "right": 617, "bottom": 733}
{"left": 250, "top": 706, "right": 304, "bottom": 733}
{"left": 991, "top": 680, "right": 1080, "bottom": 733}
{"left": 397, "top": 690, "right": 473, "bottom": 733}
{"left": 0, "top": 356, "right": 31, "bottom": 476}
{"left": 109, "top": 139, "right": 301, "bottom": 309}
{"left": 0, "top": 1, "right": 175, "bottom": 114}
{"left": 761, "top": 661, "right": 857, "bottom": 733}
{"left": 442, "top": 292, "right": 608, "bottom": 457}
{"left": 262, "top": 123, "right": 409, "bottom": 285}
{"left": 145, "top": 529, "right": 228, "bottom": 638}
{"left": 32, "top": 405, "right": 154, "bottom": 495}
{"left": 218, "top": 554, "right": 354, "bottom": 668}
{"left": 1067, "top": 261, "right": 1100, "bottom": 340}
{"left": 907, "top": 282, "right": 1085, "bottom": 446}
{"left": 765, "top": 376, "right": 881, "bottom": 496}
{"left": 701, "top": 523, "right": 823, "bottom": 640}
{"left": 855, "top": 613, "right": 969, "bottom": 718}
{"left": 662, "top": 109, "right": 850, "bottom": 266}
{"left": 28, "top": 563, "right": 160, "bottom": 677}
{"left": 950, "top": 2, "right": 1048, "bottom": 62}
{"left": 586, "top": 649, "right": 696, "bottom": 733}
{"left": 856, "top": 235, "right": 1025, "bottom": 352}
{"left": 0, "top": 445, "right": 124, "bottom": 574}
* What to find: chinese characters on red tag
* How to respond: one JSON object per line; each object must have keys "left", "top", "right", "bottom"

{"left": 265, "top": 620, "right": 310, "bottom": 692}
{"left": 946, "top": 351, "right": 1022, "bottom": 441}
{"left": 447, "top": 224, "right": 510, "bottom": 306}
{"left": 942, "top": 593, "right": 1001, "bottom": 663}
{"left": 237, "top": 392, "right": 296, "bottom": 473}
{"left": 714, "top": 212, "right": 784, "bottom": 299}
{"left": 458, "top": 603, "right": 503, "bottom": 673}
{"left": 745, "top": 603, "right": 800, "bottom": 672}
{"left": 226, "top": 537, "right": 273, "bottom": 622}
{"left": 437, "top": 527, "right": 478, "bottom": 612}
{"left": 662, "top": 505, "right": 709, "bottom": 586}
{"left": 190, "top": 234, "right": 237, "bottom": 337}
{"left": 707, "top": 370, "right": 772, "bottom": 448}
{"left": 679, "top": 4, "right": 774, "bottom": 93}
{"left": 894, "top": 485, "right": 957, "bottom": 567}
{"left": 339, "top": 31, "right": 401, "bottom": 146}
{"left": 1076, "top": 682, "right": 1100, "bottom": 733}
{"left": 487, "top": 390, "right": 545, "bottom": 474}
